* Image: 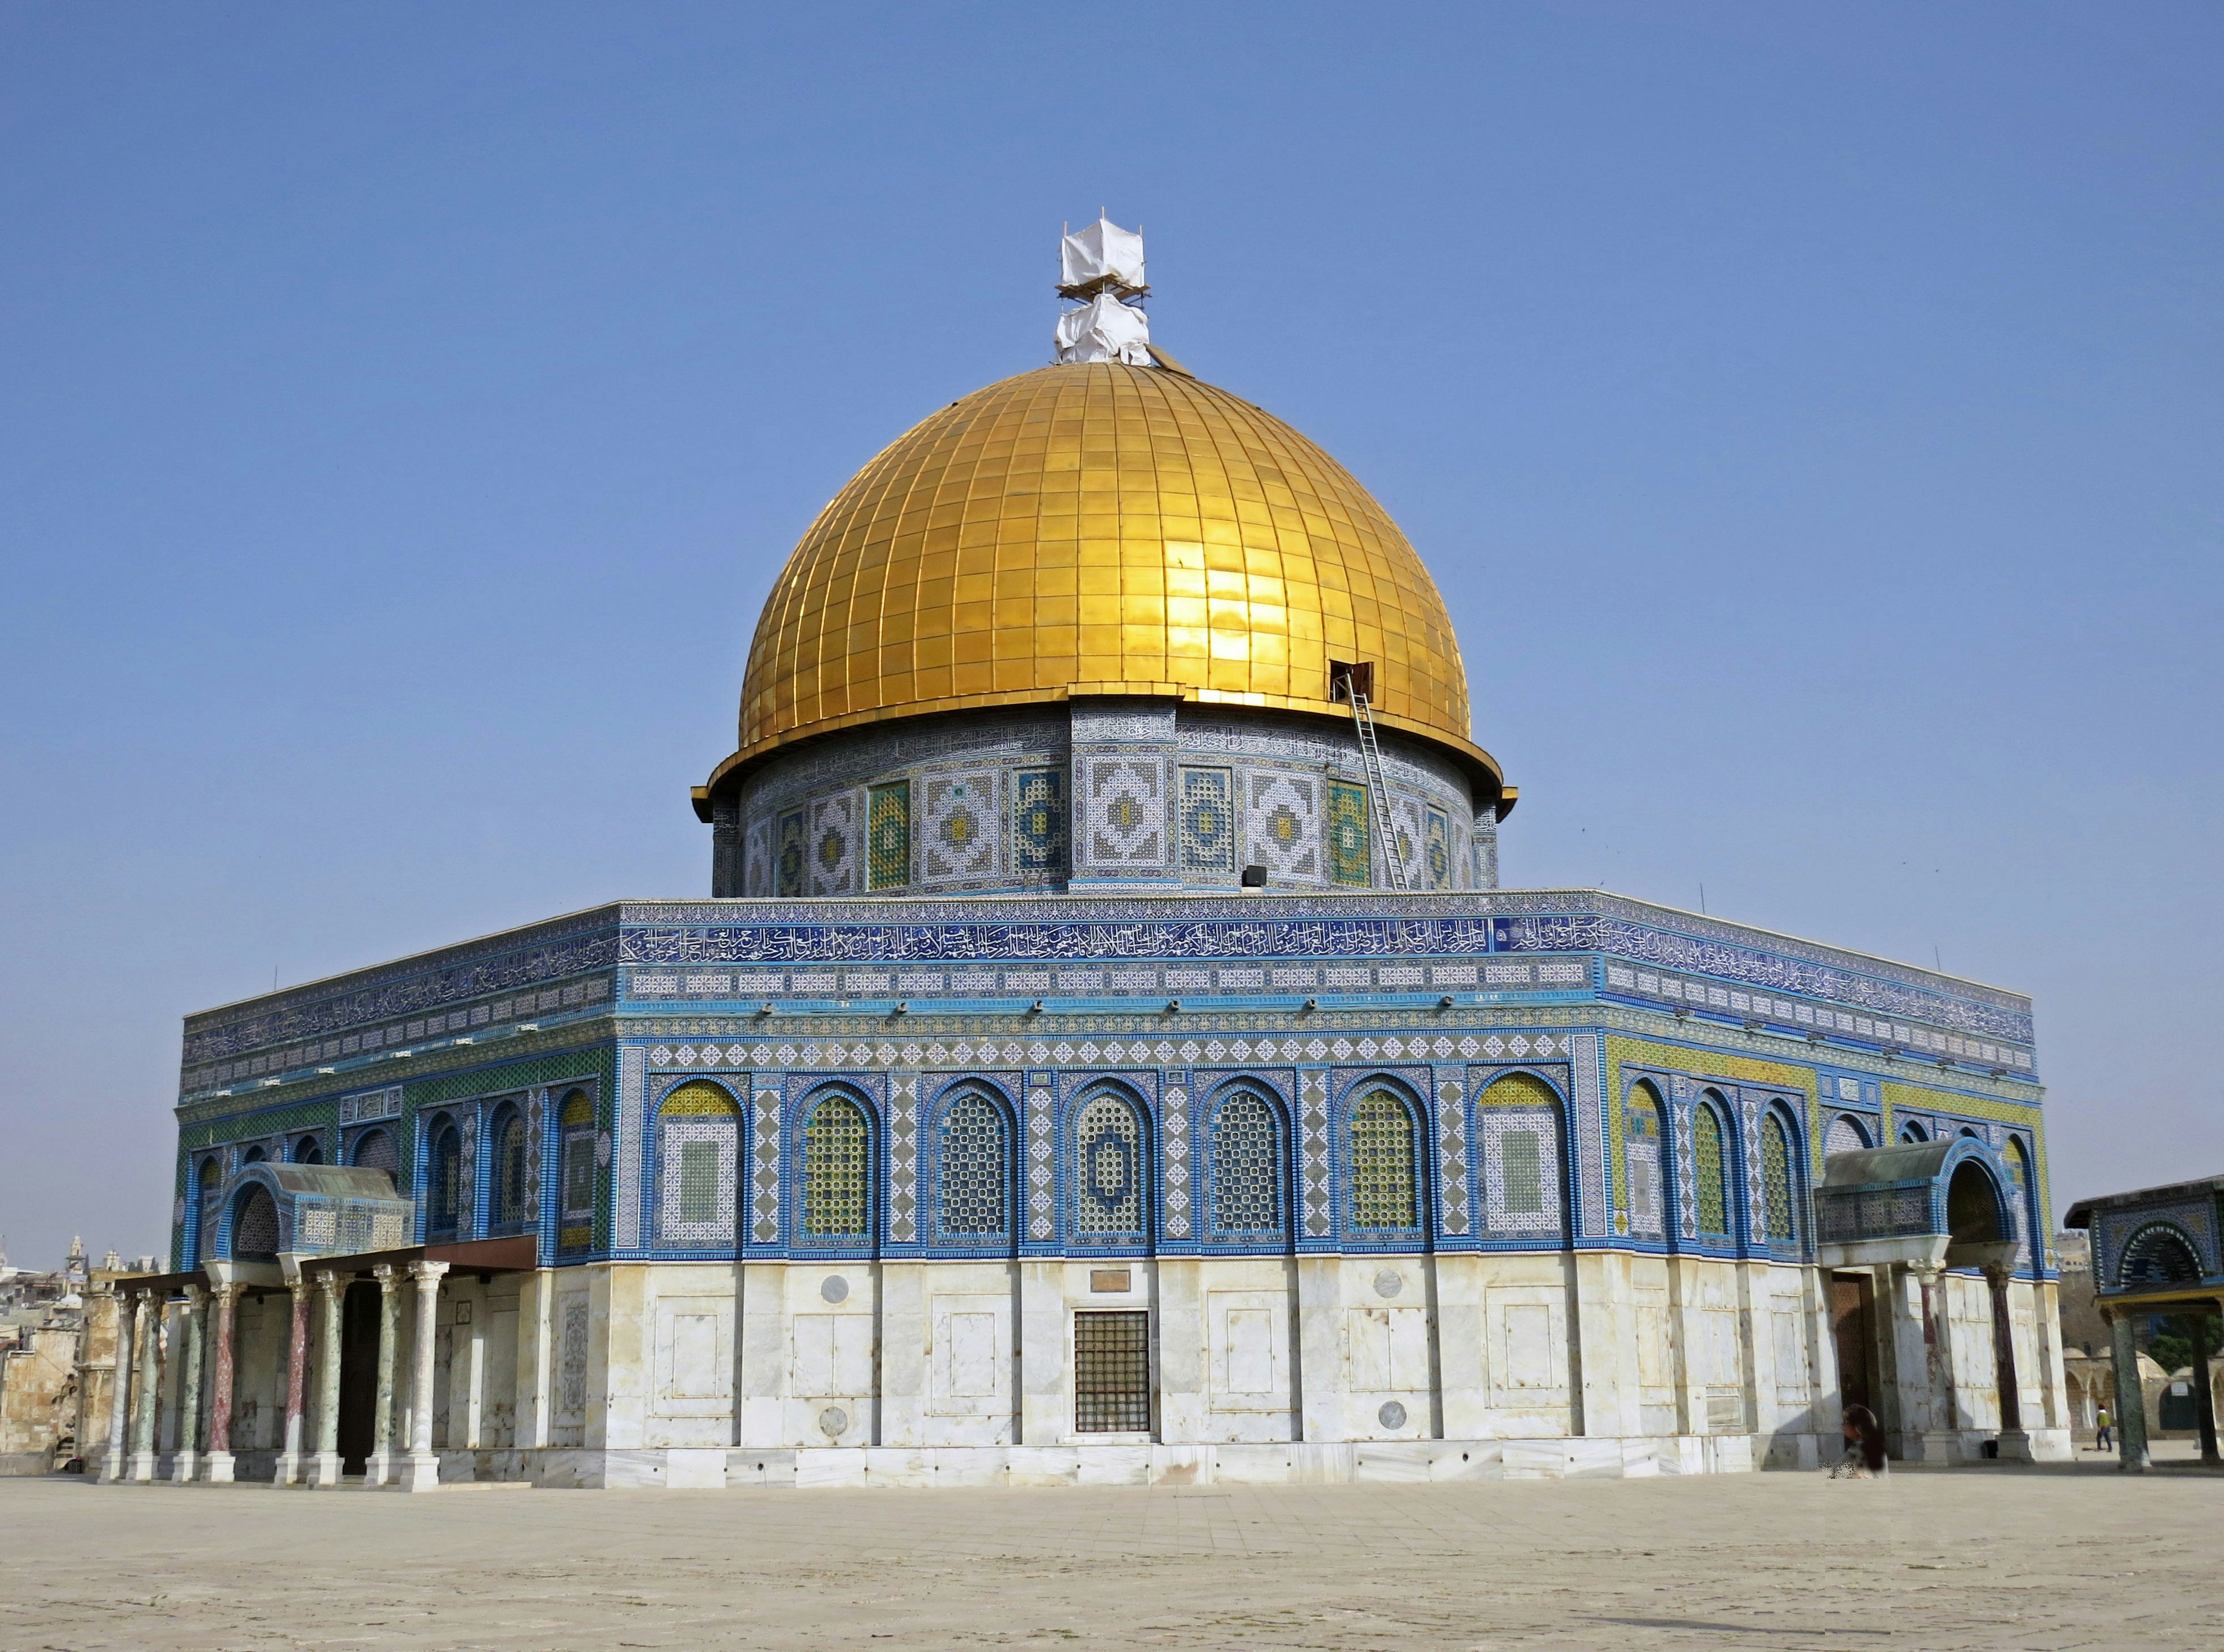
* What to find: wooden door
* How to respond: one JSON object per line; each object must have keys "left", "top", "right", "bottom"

{"left": 1830, "top": 1273, "right": 1875, "bottom": 1415}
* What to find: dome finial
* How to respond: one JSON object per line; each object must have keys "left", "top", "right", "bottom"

{"left": 1055, "top": 215, "right": 1152, "bottom": 364}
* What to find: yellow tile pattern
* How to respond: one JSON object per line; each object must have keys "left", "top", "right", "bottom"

{"left": 738, "top": 363, "right": 1473, "bottom": 762}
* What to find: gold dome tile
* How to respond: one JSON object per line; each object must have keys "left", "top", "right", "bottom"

{"left": 725, "top": 361, "right": 1498, "bottom": 790}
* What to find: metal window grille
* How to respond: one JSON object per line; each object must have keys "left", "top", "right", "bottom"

{"left": 804, "top": 1098, "right": 871, "bottom": 1237}
{"left": 1076, "top": 1097, "right": 1143, "bottom": 1233}
{"left": 1074, "top": 1311, "right": 1151, "bottom": 1432}
{"left": 938, "top": 1091, "right": 1007, "bottom": 1235}
{"left": 1210, "top": 1092, "right": 1282, "bottom": 1233}
{"left": 1349, "top": 1091, "right": 1418, "bottom": 1229}
{"left": 498, "top": 1114, "right": 529, "bottom": 1225}
{"left": 868, "top": 782, "right": 910, "bottom": 890}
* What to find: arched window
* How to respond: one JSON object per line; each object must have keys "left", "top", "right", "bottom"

{"left": 1349, "top": 1090, "right": 1419, "bottom": 1230}
{"left": 1210, "top": 1091, "right": 1284, "bottom": 1236}
{"left": 1477, "top": 1072, "right": 1563, "bottom": 1235}
{"left": 1693, "top": 1101, "right": 1730, "bottom": 1237}
{"left": 937, "top": 1090, "right": 1008, "bottom": 1237}
{"left": 1824, "top": 1114, "right": 1871, "bottom": 1156}
{"left": 292, "top": 1135, "right": 324, "bottom": 1165}
{"left": 1626, "top": 1081, "right": 1665, "bottom": 1238}
{"left": 2122, "top": 1225, "right": 2202, "bottom": 1287}
{"left": 240, "top": 1144, "right": 266, "bottom": 1165}
{"left": 489, "top": 1105, "right": 531, "bottom": 1231}
{"left": 426, "top": 1119, "right": 463, "bottom": 1239}
{"left": 802, "top": 1095, "right": 871, "bottom": 1239}
{"left": 2006, "top": 1137, "right": 2034, "bottom": 1247}
{"left": 232, "top": 1185, "right": 280, "bottom": 1260}
{"left": 192, "top": 1158, "right": 220, "bottom": 1265}
{"left": 558, "top": 1090, "right": 597, "bottom": 1250}
{"left": 352, "top": 1128, "right": 398, "bottom": 1177}
{"left": 659, "top": 1081, "right": 740, "bottom": 1245}
{"left": 1761, "top": 1110, "right": 1797, "bottom": 1244}
{"left": 1899, "top": 1118, "right": 1929, "bottom": 1144}
{"left": 1074, "top": 1094, "right": 1144, "bottom": 1236}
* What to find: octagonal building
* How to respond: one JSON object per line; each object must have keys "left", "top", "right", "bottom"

{"left": 113, "top": 236, "right": 2073, "bottom": 1489}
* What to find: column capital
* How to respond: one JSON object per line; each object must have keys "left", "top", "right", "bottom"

{"left": 181, "top": 1282, "right": 206, "bottom": 1309}
{"left": 408, "top": 1259, "right": 451, "bottom": 1286}
{"left": 313, "top": 1269, "right": 345, "bottom": 1299}
{"left": 372, "top": 1262, "right": 399, "bottom": 1285}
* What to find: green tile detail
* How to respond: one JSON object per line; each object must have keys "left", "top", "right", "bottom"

{"left": 1328, "top": 781, "right": 1371, "bottom": 887}
{"left": 868, "top": 781, "right": 910, "bottom": 889}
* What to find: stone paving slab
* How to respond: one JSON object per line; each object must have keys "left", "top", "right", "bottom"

{"left": 0, "top": 1463, "right": 2215, "bottom": 1650}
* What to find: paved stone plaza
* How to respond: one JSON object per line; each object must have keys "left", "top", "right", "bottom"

{"left": 1, "top": 1465, "right": 2215, "bottom": 1650}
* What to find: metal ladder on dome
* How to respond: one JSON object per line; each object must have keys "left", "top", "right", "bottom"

{"left": 1340, "top": 678, "right": 1411, "bottom": 893}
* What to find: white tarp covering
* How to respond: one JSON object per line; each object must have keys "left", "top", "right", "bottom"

{"left": 1059, "top": 218, "right": 1146, "bottom": 293}
{"left": 1054, "top": 291, "right": 1153, "bottom": 364}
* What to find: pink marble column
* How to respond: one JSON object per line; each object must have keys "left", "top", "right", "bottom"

{"left": 275, "top": 1276, "right": 312, "bottom": 1485}
{"left": 201, "top": 1282, "right": 239, "bottom": 1482}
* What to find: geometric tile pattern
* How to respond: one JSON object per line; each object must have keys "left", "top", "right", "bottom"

{"left": 1208, "top": 1090, "right": 1282, "bottom": 1235}
{"left": 777, "top": 810, "right": 807, "bottom": 898}
{"left": 1074, "top": 1095, "right": 1143, "bottom": 1235}
{"left": 868, "top": 782, "right": 910, "bottom": 890}
{"left": 1011, "top": 768, "right": 1067, "bottom": 878}
{"left": 1424, "top": 808, "right": 1451, "bottom": 892}
{"left": 751, "top": 1088, "right": 781, "bottom": 1245}
{"left": 1625, "top": 1083, "right": 1665, "bottom": 1241}
{"left": 1327, "top": 781, "right": 1371, "bottom": 887}
{"left": 1178, "top": 766, "right": 1235, "bottom": 878}
{"left": 1348, "top": 1090, "right": 1418, "bottom": 1230}
{"left": 1081, "top": 754, "right": 1168, "bottom": 872}
{"left": 616, "top": 1046, "right": 645, "bottom": 1249}
{"left": 1741, "top": 1092, "right": 1764, "bottom": 1248}
{"left": 1480, "top": 1106, "right": 1563, "bottom": 1234}
{"left": 1026, "top": 1083, "right": 1055, "bottom": 1240}
{"left": 923, "top": 772, "right": 998, "bottom": 884}
{"left": 887, "top": 1074, "right": 918, "bottom": 1242}
{"left": 809, "top": 790, "right": 860, "bottom": 896}
{"left": 659, "top": 1115, "right": 737, "bottom": 1246}
{"left": 1244, "top": 770, "right": 1319, "bottom": 882}
{"left": 1160, "top": 1082, "right": 1191, "bottom": 1240}
{"left": 1299, "top": 1069, "right": 1332, "bottom": 1238}
{"left": 1571, "top": 1035, "right": 1604, "bottom": 1239}
{"left": 1436, "top": 1078, "right": 1469, "bottom": 1236}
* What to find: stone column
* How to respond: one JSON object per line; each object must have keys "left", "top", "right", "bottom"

{"left": 1985, "top": 1264, "right": 2031, "bottom": 1460}
{"left": 1904, "top": 1264, "right": 1960, "bottom": 1463}
{"left": 275, "top": 1275, "right": 313, "bottom": 1485}
{"left": 2108, "top": 1309, "right": 2149, "bottom": 1472}
{"left": 170, "top": 1287, "right": 204, "bottom": 1482}
{"left": 100, "top": 1291, "right": 138, "bottom": 1483}
{"left": 397, "top": 1260, "right": 449, "bottom": 1491}
{"left": 201, "top": 1282, "right": 239, "bottom": 1482}
{"left": 2189, "top": 1303, "right": 2220, "bottom": 1467}
{"left": 308, "top": 1272, "right": 347, "bottom": 1486}
{"left": 364, "top": 1264, "right": 401, "bottom": 1486}
{"left": 128, "top": 1291, "right": 164, "bottom": 1481}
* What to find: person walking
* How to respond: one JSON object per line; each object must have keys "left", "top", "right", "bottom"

{"left": 2095, "top": 1404, "right": 2114, "bottom": 1453}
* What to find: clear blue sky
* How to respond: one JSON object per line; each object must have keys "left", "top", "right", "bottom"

{"left": 2, "top": 4, "right": 2216, "bottom": 1270}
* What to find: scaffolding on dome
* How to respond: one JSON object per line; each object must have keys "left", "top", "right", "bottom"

{"left": 1055, "top": 215, "right": 1153, "bottom": 366}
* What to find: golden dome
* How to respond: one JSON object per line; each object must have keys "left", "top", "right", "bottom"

{"left": 715, "top": 361, "right": 1500, "bottom": 795}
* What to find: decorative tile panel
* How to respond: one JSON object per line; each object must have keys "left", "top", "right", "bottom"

{"left": 923, "top": 772, "right": 1000, "bottom": 884}
{"left": 1424, "top": 809, "right": 1451, "bottom": 893}
{"left": 1080, "top": 754, "right": 1169, "bottom": 872}
{"left": 1479, "top": 1108, "right": 1563, "bottom": 1234}
{"left": 1436, "top": 1077, "right": 1469, "bottom": 1236}
{"left": 1011, "top": 767, "right": 1067, "bottom": 878}
{"left": 1572, "top": 1033, "right": 1603, "bottom": 1238}
{"left": 1026, "top": 1083, "right": 1055, "bottom": 1240}
{"left": 751, "top": 1087, "right": 781, "bottom": 1245}
{"left": 808, "top": 791, "right": 860, "bottom": 896}
{"left": 658, "top": 1115, "right": 738, "bottom": 1246}
{"left": 1178, "top": 766, "right": 1237, "bottom": 878}
{"left": 616, "top": 1044, "right": 646, "bottom": 1248}
{"left": 1327, "top": 781, "right": 1371, "bottom": 887}
{"left": 867, "top": 782, "right": 910, "bottom": 890}
{"left": 776, "top": 811, "right": 806, "bottom": 898}
{"left": 1161, "top": 1080, "right": 1191, "bottom": 1240}
{"left": 887, "top": 1074, "right": 919, "bottom": 1242}
{"left": 1244, "top": 771, "right": 1320, "bottom": 882}
{"left": 1299, "top": 1068, "right": 1332, "bottom": 1238}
